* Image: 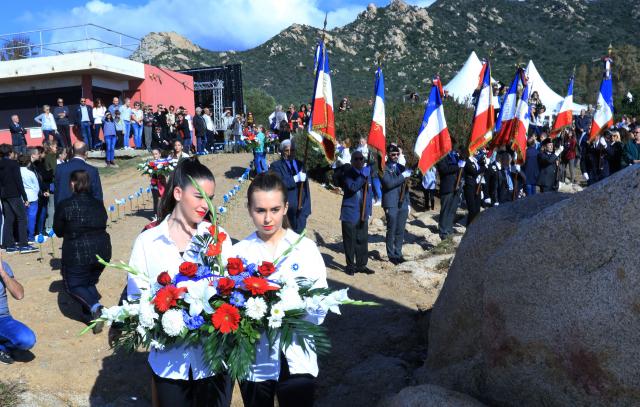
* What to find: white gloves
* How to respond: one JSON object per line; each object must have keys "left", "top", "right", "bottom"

{"left": 401, "top": 170, "right": 412, "bottom": 178}
{"left": 484, "top": 198, "right": 491, "bottom": 204}
{"left": 457, "top": 160, "right": 466, "bottom": 168}
{"left": 555, "top": 146, "right": 564, "bottom": 156}
{"left": 511, "top": 164, "right": 521, "bottom": 172}
{"left": 599, "top": 137, "right": 607, "bottom": 147}
{"left": 583, "top": 172, "right": 589, "bottom": 181}
{"left": 294, "top": 172, "right": 307, "bottom": 183}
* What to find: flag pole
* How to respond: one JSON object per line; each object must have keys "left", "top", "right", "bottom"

{"left": 299, "top": 13, "right": 328, "bottom": 211}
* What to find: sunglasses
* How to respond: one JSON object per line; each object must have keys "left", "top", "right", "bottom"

{"left": 389, "top": 152, "right": 400, "bottom": 156}
{"left": 353, "top": 157, "right": 365, "bottom": 161}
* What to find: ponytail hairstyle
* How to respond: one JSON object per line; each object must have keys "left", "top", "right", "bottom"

{"left": 157, "top": 157, "right": 215, "bottom": 220}
{"left": 247, "top": 172, "right": 290, "bottom": 229}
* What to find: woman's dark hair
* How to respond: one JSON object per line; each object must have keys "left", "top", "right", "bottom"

{"left": 173, "top": 139, "right": 183, "bottom": 150}
{"left": 247, "top": 172, "right": 290, "bottom": 229}
{"left": 70, "top": 170, "right": 91, "bottom": 194}
{"left": 157, "top": 157, "right": 215, "bottom": 220}
{"left": 18, "top": 154, "right": 30, "bottom": 167}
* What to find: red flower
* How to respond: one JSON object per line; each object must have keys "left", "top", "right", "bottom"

{"left": 218, "top": 232, "right": 227, "bottom": 244}
{"left": 227, "top": 257, "right": 244, "bottom": 276}
{"left": 208, "top": 225, "right": 217, "bottom": 236}
{"left": 217, "top": 277, "right": 235, "bottom": 296}
{"left": 211, "top": 303, "right": 240, "bottom": 334}
{"left": 258, "top": 261, "right": 276, "bottom": 277}
{"left": 152, "top": 285, "right": 187, "bottom": 313}
{"left": 247, "top": 134, "right": 256, "bottom": 141}
{"left": 156, "top": 271, "right": 172, "bottom": 286}
{"left": 242, "top": 277, "right": 278, "bottom": 296}
{"left": 150, "top": 178, "right": 158, "bottom": 186}
{"left": 149, "top": 161, "right": 157, "bottom": 169}
{"left": 179, "top": 262, "right": 198, "bottom": 278}
{"left": 206, "top": 242, "right": 222, "bottom": 257}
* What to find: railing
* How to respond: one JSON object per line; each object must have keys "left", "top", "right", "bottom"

{"left": 0, "top": 23, "right": 146, "bottom": 61}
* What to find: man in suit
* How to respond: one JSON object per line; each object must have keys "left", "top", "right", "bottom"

{"left": 54, "top": 142, "right": 103, "bottom": 207}
{"left": 53, "top": 98, "right": 71, "bottom": 148}
{"left": 74, "top": 98, "right": 94, "bottom": 149}
{"left": 269, "top": 139, "right": 311, "bottom": 234}
{"left": 193, "top": 107, "right": 207, "bottom": 154}
{"left": 490, "top": 151, "right": 523, "bottom": 204}
{"left": 462, "top": 150, "right": 485, "bottom": 225}
{"left": 0, "top": 144, "right": 35, "bottom": 253}
{"left": 537, "top": 138, "right": 563, "bottom": 193}
{"left": 436, "top": 150, "right": 464, "bottom": 240}
{"left": 8, "top": 115, "right": 27, "bottom": 155}
{"left": 340, "top": 151, "right": 373, "bottom": 275}
{"left": 381, "top": 144, "right": 411, "bottom": 265}
{"left": 523, "top": 136, "right": 540, "bottom": 195}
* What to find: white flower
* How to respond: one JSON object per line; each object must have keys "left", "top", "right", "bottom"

{"left": 245, "top": 297, "right": 268, "bottom": 320}
{"left": 139, "top": 301, "right": 159, "bottom": 329}
{"left": 122, "top": 300, "right": 139, "bottom": 317}
{"left": 182, "top": 279, "right": 216, "bottom": 316}
{"left": 150, "top": 340, "right": 165, "bottom": 350}
{"left": 268, "top": 303, "right": 285, "bottom": 329}
{"left": 315, "top": 289, "right": 352, "bottom": 315}
{"left": 277, "top": 286, "right": 304, "bottom": 311}
{"left": 268, "top": 315, "right": 282, "bottom": 329}
{"left": 161, "top": 309, "right": 186, "bottom": 337}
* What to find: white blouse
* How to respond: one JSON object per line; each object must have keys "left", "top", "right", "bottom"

{"left": 229, "top": 229, "right": 328, "bottom": 382}
{"left": 127, "top": 217, "right": 232, "bottom": 380}
{"left": 93, "top": 106, "right": 106, "bottom": 124}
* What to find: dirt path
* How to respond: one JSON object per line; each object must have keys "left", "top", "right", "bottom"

{"left": 5, "top": 153, "right": 437, "bottom": 407}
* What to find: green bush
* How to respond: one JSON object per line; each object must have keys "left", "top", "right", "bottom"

{"left": 244, "top": 88, "right": 276, "bottom": 125}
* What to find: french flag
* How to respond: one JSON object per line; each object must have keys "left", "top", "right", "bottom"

{"left": 414, "top": 77, "right": 452, "bottom": 174}
{"left": 367, "top": 67, "right": 386, "bottom": 171}
{"left": 550, "top": 76, "right": 574, "bottom": 138}
{"left": 492, "top": 68, "right": 522, "bottom": 148}
{"left": 511, "top": 82, "right": 531, "bottom": 164}
{"left": 588, "top": 64, "right": 614, "bottom": 142}
{"left": 468, "top": 60, "right": 495, "bottom": 155}
{"left": 308, "top": 40, "right": 336, "bottom": 162}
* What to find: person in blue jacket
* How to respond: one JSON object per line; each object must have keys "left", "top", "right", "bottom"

{"left": 523, "top": 136, "right": 540, "bottom": 195}
{"left": 269, "top": 139, "right": 311, "bottom": 234}
{"left": 340, "top": 150, "right": 373, "bottom": 275}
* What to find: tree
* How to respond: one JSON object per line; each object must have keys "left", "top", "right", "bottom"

{"left": 244, "top": 88, "right": 276, "bottom": 126}
{"left": 0, "top": 35, "right": 38, "bottom": 61}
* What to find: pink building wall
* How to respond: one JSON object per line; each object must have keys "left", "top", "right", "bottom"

{"left": 0, "top": 64, "right": 195, "bottom": 148}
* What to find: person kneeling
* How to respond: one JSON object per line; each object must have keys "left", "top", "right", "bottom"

{"left": 0, "top": 256, "right": 36, "bottom": 364}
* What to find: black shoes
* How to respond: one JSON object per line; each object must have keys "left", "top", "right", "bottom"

{"left": 358, "top": 267, "right": 375, "bottom": 275}
{"left": 389, "top": 257, "right": 407, "bottom": 265}
{"left": 346, "top": 267, "right": 375, "bottom": 275}
{"left": 345, "top": 267, "right": 355, "bottom": 276}
{"left": 0, "top": 350, "right": 14, "bottom": 364}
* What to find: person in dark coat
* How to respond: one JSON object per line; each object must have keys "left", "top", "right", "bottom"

{"left": 580, "top": 135, "right": 613, "bottom": 185}
{"left": 462, "top": 150, "right": 485, "bottom": 225}
{"left": 381, "top": 144, "right": 411, "bottom": 264}
{"left": 537, "top": 138, "right": 562, "bottom": 192}
{"left": 193, "top": 107, "right": 207, "bottom": 154}
{"left": 436, "top": 150, "right": 463, "bottom": 240}
{"left": 0, "top": 144, "right": 32, "bottom": 252}
{"left": 340, "top": 151, "right": 373, "bottom": 275}
{"left": 269, "top": 139, "right": 311, "bottom": 234}
{"left": 53, "top": 169, "right": 111, "bottom": 333}
{"left": 622, "top": 127, "right": 640, "bottom": 166}
{"left": 489, "top": 151, "right": 523, "bottom": 204}
{"left": 54, "top": 142, "right": 103, "bottom": 207}
{"left": 523, "top": 136, "right": 540, "bottom": 195}
{"left": 8, "top": 115, "right": 27, "bottom": 155}
{"left": 607, "top": 131, "right": 624, "bottom": 174}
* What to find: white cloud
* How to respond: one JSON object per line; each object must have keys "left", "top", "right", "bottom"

{"left": 37, "top": 0, "right": 435, "bottom": 53}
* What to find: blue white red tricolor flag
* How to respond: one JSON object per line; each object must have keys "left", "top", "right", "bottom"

{"left": 308, "top": 40, "right": 336, "bottom": 162}
{"left": 588, "top": 61, "right": 614, "bottom": 142}
{"left": 550, "top": 75, "right": 575, "bottom": 138}
{"left": 511, "top": 81, "right": 531, "bottom": 164}
{"left": 468, "top": 60, "right": 495, "bottom": 155}
{"left": 367, "top": 67, "right": 386, "bottom": 172}
{"left": 492, "top": 68, "right": 523, "bottom": 148}
{"left": 414, "top": 78, "right": 452, "bottom": 174}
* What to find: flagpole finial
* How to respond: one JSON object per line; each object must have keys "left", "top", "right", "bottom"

{"left": 607, "top": 43, "right": 613, "bottom": 56}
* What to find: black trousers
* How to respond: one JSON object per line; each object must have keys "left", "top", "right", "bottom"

{"left": 463, "top": 185, "right": 481, "bottom": 225}
{"left": 341, "top": 220, "right": 369, "bottom": 272}
{"left": 240, "top": 356, "right": 315, "bottom": 407}
{"left": 423, "top": 189, "right": 435, "bottom": 210}
{"left": 153, "top": 371, "right": 233, "bottom": 407}
{"left": 115, "top": 130, "right": 124, "bottom": 149}
{"left": 384, "top": 205, "right": 408, "bottom": 260}
{"left": 438, "top": 191, "right": 460, "bottom": 239}
{"left": 1, "top": 197, "right": 27, "bottom": 247}
{"left": 287, "top": 210, "right": 308, "bottom": 235}
{"left": 58, "top": 124, "right": 71, "bottom": 148}
{"left": 152, "top": 189, "right": 161, "bottom": 218}
{"left": 62, "top": 263, "right": 104, "bottom": 315}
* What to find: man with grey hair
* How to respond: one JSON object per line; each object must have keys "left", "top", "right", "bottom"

{"left": 222, "top": 109, "right": 234, "bottom": 153}
{"left": 8, "top": 115, "right": 27, "bottom": 155}
{"left": 268, "top": 105, "right": 287, "bottom": 133}
{"left": 193, "top": 107, "right": 207, "bottom": 155}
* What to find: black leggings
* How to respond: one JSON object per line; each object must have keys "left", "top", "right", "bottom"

{"left": 240, "top": 356, "right": 316, "bottom": 407}
{"left": 62, "top": 263, "right": 104, "bottom": 315}
{"left": 153, "top": 371, "right": 232, "bottom": 407}
{"left": 423, "top": 188, "right": 435, "bottom": 210}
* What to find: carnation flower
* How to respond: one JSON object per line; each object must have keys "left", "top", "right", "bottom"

{"left": 230, "top": 291, "right": 246, "bottom": 308}
{"left": 217, "top": 277, "right": 235, "bottom": 296}
{"left": 258, "top": 261, "right": 276, "bottom": 277}
{"left": 245, "top": 297, "right": 268, "bottom": 320}
{"left": 242, "top": 277, "right": 278, "bottom": 296}
{"left": 179, "top": 262, "right": 198, "bottom": 278}
{"left": 139, "top": 301, "right": 159, "bottom": 329}
{"left": 277, "top": 286, "right": 304, "bottom": 311}
{"left": 226, "top": 257, "right": 244, "bottom": 276}
{"left": 152, "top": 285, "right": 187, "bottom": 313}
{"left": 157, "top": 271, "right": 172, "bottom": 286}
{"left": 182, "top": 310, "right": 205, "bottom": 330}
{"left": 211, "top": 304, "right": 241, "bottom": 334}
{"left": 162, "top": 309, "right": 186, "bottom": 337}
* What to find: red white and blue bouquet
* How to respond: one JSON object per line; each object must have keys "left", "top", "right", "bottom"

{"left": 83, "top": 177, "right": 377, "bottom": 380}
{"left": 137, "top": 157, "right": 179, "bottom": 178}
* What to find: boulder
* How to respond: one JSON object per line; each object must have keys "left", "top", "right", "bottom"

{"left": 425, "top": 166, "right": 640, "bottom": 406}
{"left": 379, "top": 384, "right": 487, "bottom": 407}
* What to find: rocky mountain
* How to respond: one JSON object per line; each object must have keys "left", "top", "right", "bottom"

{"left": 131, "top": 0, "right": 640, "bottom": 104}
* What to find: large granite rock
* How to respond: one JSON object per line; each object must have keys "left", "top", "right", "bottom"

{"left": 425, "top": 166, "right": 640, "bottom": 406}
{"left": 379, "top": 384, "right": 487, "bottom": 407}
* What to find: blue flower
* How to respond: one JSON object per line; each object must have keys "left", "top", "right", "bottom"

{"left": 229, "top": 291, "right": 246, "bottom": 308}
{"left": 196, "top": 265, "right": 212, "bottom": 278}
{"left": 244, "top": 263, "right": 257, "bottom": 275}
{"left": 291, "top": 263, "right": 299, "bottom": 272}
{"left": 182, "top": 310, "right": 205, "bottom": 330}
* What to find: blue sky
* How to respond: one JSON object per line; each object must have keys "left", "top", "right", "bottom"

{"left": 4, "top": 0, "right": 435, "bottom": 53}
